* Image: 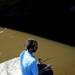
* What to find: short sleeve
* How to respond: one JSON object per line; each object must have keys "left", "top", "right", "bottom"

{"left": 30, "top": 60, "right": 38, "bottom": 75}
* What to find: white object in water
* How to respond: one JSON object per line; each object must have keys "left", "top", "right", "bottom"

{"left": 0, "top": 57, "right": 22, "bottom": 75}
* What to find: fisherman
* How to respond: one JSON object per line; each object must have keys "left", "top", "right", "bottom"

{"left": 20, "top": 38, "right": 38, "bottom": 75}
{"left": 20, "top": 38, "right": 53, "bottom": 75}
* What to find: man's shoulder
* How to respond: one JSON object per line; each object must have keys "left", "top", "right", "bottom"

{"left": 29, "top": 58, "right": 36, "bottom": 66}
{"left": 25, "top": 50, "right": 36, "bottom": 62}
{"left": 28, "top": 56, "right": 36, "bottom": 62}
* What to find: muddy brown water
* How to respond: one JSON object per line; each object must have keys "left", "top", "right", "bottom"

{"left": 0, "top": 27, "right": 75, "bottom": 75}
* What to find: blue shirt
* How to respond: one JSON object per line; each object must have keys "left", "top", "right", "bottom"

{"left": 20, "top": 50, "right": 38, "bottom": 75}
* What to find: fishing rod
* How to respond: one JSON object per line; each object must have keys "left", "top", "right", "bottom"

{"left": 38, "top": 56, "right": 56, "bottom": 64}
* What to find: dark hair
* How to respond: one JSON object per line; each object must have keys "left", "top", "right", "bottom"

{"left": 26, "top": 39, "right": 38, "bottom": 50}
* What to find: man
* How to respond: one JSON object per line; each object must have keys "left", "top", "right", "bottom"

{"left": 19, "top": 39, "right": 38, "bottom": 75}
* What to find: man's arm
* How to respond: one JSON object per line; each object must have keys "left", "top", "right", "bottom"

{"left": 30, "top": 60, "right": 39, "bottom": 75}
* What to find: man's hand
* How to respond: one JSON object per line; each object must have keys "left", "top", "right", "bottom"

{"left": 44, "top": 64, "right": 53, "bottom": 71}
{"left": 39, "top": 64, "right": 53, "bottom": 75}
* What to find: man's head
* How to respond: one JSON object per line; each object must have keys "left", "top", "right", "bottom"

{"left": 25, "top": 39, "right": 38, "bottom": 53}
